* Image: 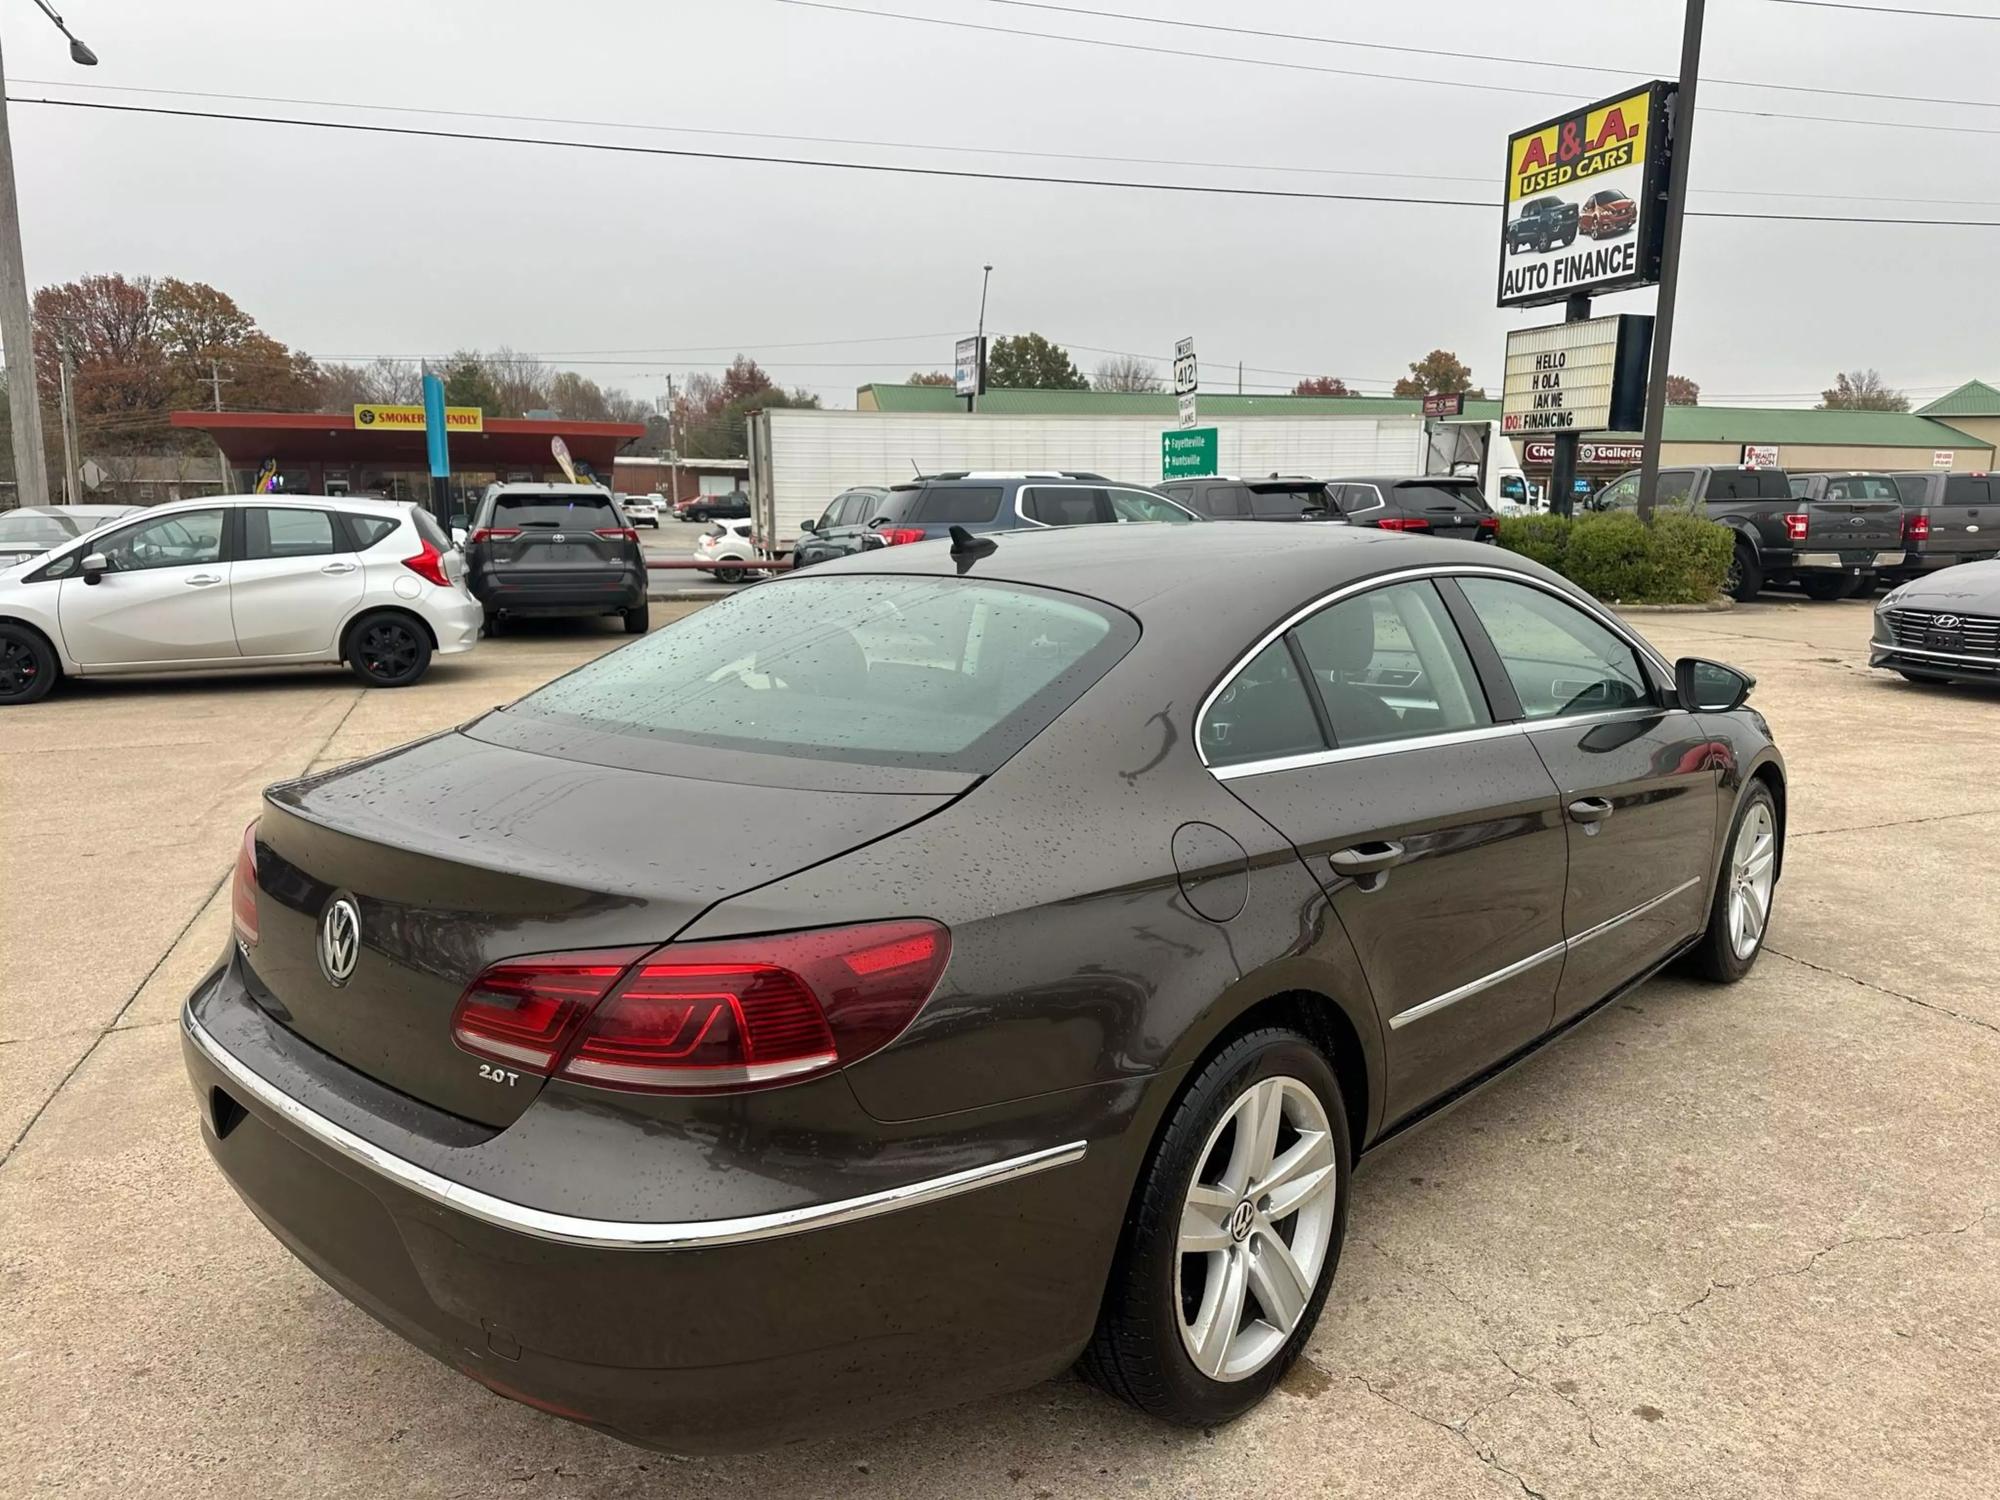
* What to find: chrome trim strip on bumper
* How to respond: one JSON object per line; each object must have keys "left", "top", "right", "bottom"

{"left": 1388, "top": 876, "right": 1703, "bottom": 1031}
{"left": 183, "top": 1006, "right": 1086, "bottom": 1251}
{"left": 1874, "top": 643, "right": 2000, "bottom": 666}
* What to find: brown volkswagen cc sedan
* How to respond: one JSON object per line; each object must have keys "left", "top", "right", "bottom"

{"left": 183, "top": 523, "right": 1785, "bottom": 1451}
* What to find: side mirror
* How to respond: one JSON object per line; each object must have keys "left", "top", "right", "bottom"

{"left": 80, "top": 552, "right": 108, "bottom": 585}
{"left": 1676, "top": 656, "right": 1754, "bottom": 712}
{"left": 450, "top": 527, "right": 469, "bottom": 549}
{"left": 798, "top": 518, "right": 816, "bottom": 533}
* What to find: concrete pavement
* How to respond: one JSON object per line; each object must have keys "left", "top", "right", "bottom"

{"left": 2, "top": 597, "right": 1996, "bottom": 1498}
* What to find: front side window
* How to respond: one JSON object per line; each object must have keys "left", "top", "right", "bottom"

{"left": 1246, "top": 484, "right": 1329, "bottom": 520}
{"left": 1021, "top": 487, "right": 1107, "bottom": 526}
{"left": 1199, "top": 639, "right": 1324, "bottom": 768}
{"left": 1109, "top": 488, "right": 1195, "bottom": 523}
{"left": 1290, "top": 581, "right": 1491, "bottom": 748}
{"left": 1458, "top": 577, "right": 1653, "bottom": 720}
{"left": 1591, "top": 475, "right": 1641, "bottom": 512}
{"left": 506, "top": 576, "right": 1135, "bottom": 773}
{"left": 94, "top": 510, "right": 225, "bottom": 573}
{"left": 247, "top": 508, "right": 337, "bottom": 559}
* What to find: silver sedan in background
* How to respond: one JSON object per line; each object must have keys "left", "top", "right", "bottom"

{"left": 1872, "top": 559, "right": 2000, "bottom": 686}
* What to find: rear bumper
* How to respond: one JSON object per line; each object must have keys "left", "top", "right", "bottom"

{"left": 431, "top": 592, "right": 483, "bottom": 655}
{"left": 180, "top": 958, "right": 1129, "bottom": 1452}
{"left": 469, "top": 569, "right": 645, "bottom": 615}
{"left": 1793, "top": 550, "right": 1904, "bottom": 571}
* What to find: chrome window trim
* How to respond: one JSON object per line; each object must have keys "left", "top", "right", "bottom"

{"left": 1388, "top": 875, "right": 1703, "bottom": 1030}
{"left": 1208, "top": 706, "right": 1679, "bottom": 781}
{"left": 1197, "top": 564, "right": 1678, "bottom": 773}
{"left": 184, "top": 1006, "right": 1086, "bottom": 1252}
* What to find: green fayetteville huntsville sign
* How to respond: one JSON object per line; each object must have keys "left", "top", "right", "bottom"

{"left": 1162, "top": 426, "right": 1218, "bottom": 481}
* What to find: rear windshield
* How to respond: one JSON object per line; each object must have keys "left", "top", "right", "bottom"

{"left": 491, "top": 492, "right": 618, "bottom": 527}
{"left": 506, "top": 576, "right": 1138, "bottom": 773}
{"left": 1391, "top": 481, "right": 1489, "bottom": 516}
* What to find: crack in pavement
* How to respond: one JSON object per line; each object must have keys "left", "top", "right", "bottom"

{"left": 1790, "top": 806, "right": 2000, "bottom": 840}
{"left": 0, "top": 689, "right": 370, "bottom": 1169}
{"left": 1765, "top": 946, "right": 2000, "bottom": 1037}
{"left": 1557, "top": 1204, "right": 1997, "bottom": 1353}
{"left": 1346, "top": 1367, "right": 1550, "bottom": 1500}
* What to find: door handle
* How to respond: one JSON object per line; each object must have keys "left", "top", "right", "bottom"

{"left": 1328, "top": 840, "right": 1405, "bottom": 886}
{"left": 1567, "top": 796, "right": 1615, "bottom": 825}
{"left": 320, "top": 562, "right": 358, "bottom": 574}
{"left": 184, "top": 573, "right": 224, "bottom": 587}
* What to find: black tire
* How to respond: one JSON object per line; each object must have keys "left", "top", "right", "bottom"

{"left": 715, "top": 565, "right": 749, "bottom": 585}
{"left": 1727, "top": 542, "right": 1763, "bottom": 603}
{"left": 1684, "top": 782, "right": 1779, "bottom": 983}
{"left": 1798, "top": 573, "right": 1860, "bottom": 602}
{"left": 482, "top": 609, "right": 504, "bottom": 638}
{"left": 344, "top": 611, "right": 433, "bottom": 688}
{"left": 622, "top": 605, "right": 650, "bottom": 635}
{"left": 0, "top": 622, "right": 59, "bottom": 705}
{"left": 1080, "top": 1027, "right": 1351, "bottom": 1428}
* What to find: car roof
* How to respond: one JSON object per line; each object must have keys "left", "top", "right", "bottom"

{"left": 779, "top": 519, "right": 1559, "bottom": 612}
{"left": 487, "top": 483, "right": 612, "bottom": 496}
{"left": 1329, "top": 474, "right": 1479, "bottom": 488}
{"left": 72, "top": 493, "right": 415, "bottom": 518}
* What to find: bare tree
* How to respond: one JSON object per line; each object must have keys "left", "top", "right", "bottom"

{"left": 1091, "top": 355, "right": 1162, "bottom": 393}
{"left": 485, "top": 346, "right": 554, "bottom": 417}
{"left": 361, "top": 357, "right": 421, "bottom": 403}
{"left": 1819, "top": 369, "right": 1910, "bottom": 412}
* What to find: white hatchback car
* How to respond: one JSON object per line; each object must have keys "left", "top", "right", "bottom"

{"left": 0, "top": 495, "right": 483, "bottom": 706}
{"left": 692, "top": 517, "right": 756, "bottom": 583}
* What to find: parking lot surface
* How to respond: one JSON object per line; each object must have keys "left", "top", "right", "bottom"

{"left": 3, "top": 598, "right": 1995, "bottom": 1498}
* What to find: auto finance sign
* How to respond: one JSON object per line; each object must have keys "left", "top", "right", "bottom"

{"left": 1498, "top": 83, "right": 1672, "bottom": 309}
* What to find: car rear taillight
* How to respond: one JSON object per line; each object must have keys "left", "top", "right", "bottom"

{"left": 450, "top": 949, "right": 651, "bottom": 1072}
{"left": 1375, "top": 516, "right": 1431, "bottom": 532}
{"left": 1784, "top": 512, "right": 1809, "bottom": 543}
{"left": 878, "top": 527, "right": 927, "bottom": 546}
{"left": 1905, "top": 513, "right": 1930, "bottom": 541}
{"left": 447, "top": 920, "right": 951, "bottom": 1094}
{"left": 231, "top": 821, "right": 260, "bottom": 948}
{"left": 1477, "top": 515, "right": 1501, "bottom": 533}
{"left": 402, "top": 539, "right": 451, "bottom": 587}
{"left": 469, "top": 527, "right": 521, "bottom": 544}
{"left": 595, "top": 527, "right": 639, "bottom": 542}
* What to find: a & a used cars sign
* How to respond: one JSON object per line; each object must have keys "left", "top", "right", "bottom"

{"left": 1498, "top": 83, "right": 1671, "bottom": 309}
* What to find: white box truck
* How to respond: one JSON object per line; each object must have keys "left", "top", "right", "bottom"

{"left": 747, "top": 408, "right": 1527, "bottom": 555}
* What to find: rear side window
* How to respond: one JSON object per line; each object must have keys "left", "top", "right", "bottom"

{"left": 408, "top": 508, "right": 452, "bottom": 551}
{"left": 1021, "top": 487, "right": 1108, "bottom": 526}
{"left": 492, "top": 491, "right": 618, "bottom": 527}
{"left": 508, "top": 576, "right": 1137, "bottom": 773}
{"left": 1200, "top": 640, "right": 1324, "bottom": 768}
{"left": 1246, "top": 485, "right": 1329, "bottom": 519}
{"left": 1291, "top": 582, "right": 1490, "bottom": 749}
{"left": 246, "top": 508, "right": 338, "bottom": 559}
{"left": 347, "top": 514, "right": 400, "bottom": 549}
{"left": 911, "top": 486, "right": 1002, "bottom": 524}
{"left": 1945, "top": 477, "right": 1991, "bottom": 505}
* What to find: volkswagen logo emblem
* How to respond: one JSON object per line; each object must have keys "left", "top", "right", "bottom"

{"left": 318, "top": 896, "right": 361, "bottom": 987}
{"left": 1227, "top": 1199, "right": 1257, "bottom": 1243}
{"left": 1932, "top": 614, "right": 1963, "bottom": 630}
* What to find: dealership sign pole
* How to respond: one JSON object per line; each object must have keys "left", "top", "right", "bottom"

{"left": 1635, "top": 0, "right": 1704, "bottom": 525}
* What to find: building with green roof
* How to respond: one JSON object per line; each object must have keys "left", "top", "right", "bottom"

{"left": 1917, "top": 381, "right": 2000, "bottom": 455}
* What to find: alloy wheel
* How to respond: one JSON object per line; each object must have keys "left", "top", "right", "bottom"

{"left": 1728, "top": 801, "right": 1777, "bottom": 959}
{"left": 1174, "top": 1075, "right": 1337, "bottom": 1383}
{"left": 359, "top": 623, "right": 420, "bottom": 679}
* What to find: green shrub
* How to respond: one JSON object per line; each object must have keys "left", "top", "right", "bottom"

{"left": 1495, "top": 510, "right": 1732, "bottom": 604}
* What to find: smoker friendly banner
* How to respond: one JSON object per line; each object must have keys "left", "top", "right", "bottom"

{"left": 1497, "top": 83, "right": 1671, "bottom": 309}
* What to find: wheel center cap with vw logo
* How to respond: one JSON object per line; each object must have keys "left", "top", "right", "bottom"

{"left": 318, "top": 896, "right": 361, "bottom": 986}
{"left": 1228, "top": 1199, "right": 1257, "bottom": 1242}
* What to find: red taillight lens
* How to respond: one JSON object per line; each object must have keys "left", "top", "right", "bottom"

{"left": 450, "top": 949, "right": 648, "bottom": 1071}
{"left": 878, "top": 527, "right": 928, "bottom": 546}
{"left": 557, "top": 920, "right": 950, "bottom": 1093}
{"left": 231, "top": 821, "right": 260, "bottom": 948}
{"left": 469, "top": 526, "right": 521, "bottom": 544}
{"left": 1905, "top": 513, "right": 1930, "bottom": 541}
{"left": 1477, "top": 515, "right": 1500, "bottom": 532}
{"left": 595, "top": 527, "right": 639, "bottom": 542}
{"left": 1784, "top": 512, "right": 1809, "bottom": 543}
{"left": 402, "top": 539, "right": 451, "bottom": 587}
{"left": 1375, "top": 516, "right": 1431, "bottom": 532}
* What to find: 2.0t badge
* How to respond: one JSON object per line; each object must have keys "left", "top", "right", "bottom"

{"left": 318, "top": 896, "right": 361, "bottom": 987}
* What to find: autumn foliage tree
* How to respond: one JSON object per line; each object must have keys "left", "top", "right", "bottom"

{"left": 1292, "top": 376, "right": 1353, "bottom": 396}
{"left": 1665, "top": 374, "right": 1701, "bottom": 406}
{"left": 1392, "top": 349, "right": 1483, "bottom": 399}
{"left": 984, "top": 333, "right": 1088, "bottom": 390}
{"left": 672, "top": 356, "right": 821, "bottom": 458}
{"left": 906, "top": 371, "right": 954, "bottom": 385}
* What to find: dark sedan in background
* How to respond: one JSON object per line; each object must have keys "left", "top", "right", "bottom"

{"left": 183, "top": 524, "right": 1783, "bottom": 1452}
{"left": 1322, "top": 474, "right": 1502, "bottom": 541}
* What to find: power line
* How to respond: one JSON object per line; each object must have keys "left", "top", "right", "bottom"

{"left": 20, "top": 96, "right": 2000, "bottom": 227}
{"left": 24, "top": 81, "right": 2000, "bottom": 210}
{"left": 1766, "top": 0, "right": 2000, "bottom": 16}
{"left": 977, "top": 0, "right": 2000, "bottom": 111}
{"left": 776, "top": 0, "right": 2000, "bottom": 137}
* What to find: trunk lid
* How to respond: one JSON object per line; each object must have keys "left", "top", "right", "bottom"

{"left": 481, "top": 491, "right": 633, "bottom": 579}
{"left": 244, "top": 730, "right": 961, "bottom": 1128}
{"left": 1806, "top": 498, "right": 1901, "bottom": 549}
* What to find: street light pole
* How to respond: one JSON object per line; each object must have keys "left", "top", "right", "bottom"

{"left": 0, "top": 1, "right": 97, "bottom": 510}
{"left": 1636, "top": 0, "right": 1704, "bottom": 524}
{"left": 972, "top": 264, "right": 992, "bottom": 414}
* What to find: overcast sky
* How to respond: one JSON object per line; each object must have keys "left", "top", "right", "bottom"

{"left": 10, "top": 0, "right": 1997, "bottom": 410}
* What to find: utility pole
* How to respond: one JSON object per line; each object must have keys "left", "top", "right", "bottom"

{"left": 1636, "top": 0, "right": 1704, "bottom": 524}
{"left": 663, "top": 374, "right": 676, "bottom": 502}
{"left": 210, "top": 358, "right": 233, "bottom": 491}
{"left": 0, "top": 34, "right": 50, "bottom": 510}
{"left": 57, "top": 343, "right": 78, "bottom": 502}
{"left": 1237, "top": 361, "right": 1243, "bottom": 396}
{"left": 972, "top": 264, "right": 992, "bottom": 414}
